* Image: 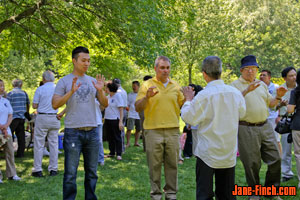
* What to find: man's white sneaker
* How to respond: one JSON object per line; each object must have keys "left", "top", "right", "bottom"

{"left": 9, "top": 175, "right": 21, "bottom": 181}
{"left": 0, "top": 179, "right": 3, "bottom": 183}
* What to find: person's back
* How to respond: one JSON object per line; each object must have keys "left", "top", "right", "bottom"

{"left": 32, "top": 71, "right": 60, "bottom": 178}
{"left": 33, "top": 82, "right": 57, "bottom": 113}
{"left": 7, "top": 79, "right": 30, "bottom": 158}
{"left": 183, "top": 80, "right": 245, "bottom": 168}
{"left": 181, "top": 56, "right": 246, "bottom": 200}
{"left": 7, "top": 85, "right": 29, "bottom": 120}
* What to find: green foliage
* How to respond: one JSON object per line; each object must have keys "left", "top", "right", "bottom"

{"left": 0, "top": 136, "right": 299, "bottom": 199}
{"left": 1, "top": 0, "right": 300, "bottom": 89}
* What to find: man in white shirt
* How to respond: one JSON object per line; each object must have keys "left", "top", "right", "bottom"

{"left": 181, "top": 56, "right": 246, "bottom": 199}
{"left": 126, "top": 81, "right": 141, "bottom": 147}
{"left": 259, "top": 70, "right": 282, "bottom": 155}
{"left": 32, "top": 70, "right": 64, "bottom": 177}
{"left": 277, "top": 67, "right": 297, "bottom": 182}
{"left": 113, "top": 78, "right": 127, "bottom": 152}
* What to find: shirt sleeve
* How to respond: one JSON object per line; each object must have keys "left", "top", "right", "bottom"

{"left": 289, "top": 90, "right": 296, "bottom": 105}
{"left": 177, "top": 88, "right": 185, "bottom": 108}
{"left": 181, "top": 93, "right": 207, "bottom": 126}
{"left": 115, "top": 93, "right": 124, "bottom": 108}
{"left": 54, "top": 78, "right": 66, "bottom": 96}
{"left": 6, "top": 99, "right": 13, "bottom": 114}
{"left": 32, "top": 87, "right": 40, "bottom": 104}
{"left": 6, "top": 92, "right": 11, "bottom": 102}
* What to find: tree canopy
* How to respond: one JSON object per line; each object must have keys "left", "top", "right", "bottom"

{"left": 0, "top": 0, "right": 300, "bottom": 90}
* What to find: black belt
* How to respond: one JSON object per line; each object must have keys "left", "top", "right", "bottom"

{"left": 38, "top": 112, "right": 57, "bottom": 115}
{"left": 239, "top": 120, "right": 267, "bottom": 127}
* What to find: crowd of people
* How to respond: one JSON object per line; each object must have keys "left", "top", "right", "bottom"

{"left": 0, "top": 46, "right": 300, "bottom": 200}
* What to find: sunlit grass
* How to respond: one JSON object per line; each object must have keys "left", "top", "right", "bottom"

{"left": 0, "top": 136, "right": 299, "bottom": 199}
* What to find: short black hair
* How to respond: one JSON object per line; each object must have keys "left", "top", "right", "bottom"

{"left": 132, "top": 81, "right": 140, "bottom": 86}
{"left": 281, "top": 66, "right": 296, "bottom": 78}
{"left": 0, "top": 79, "right": 3, "bottom": 83}
{"left": 107, "top": 82, "right": 118, "bottom": 93}
{"left": 143, "top": 75, "right": 152, "bottom": 81}
{"left": 261, "top": 69, "right": 271, "bottom": 77}
{"left": 189, "top": 84, "right": 203, "bottom": 96}
{"left": 72, "top": 46, "right": 89, "bottom": 60}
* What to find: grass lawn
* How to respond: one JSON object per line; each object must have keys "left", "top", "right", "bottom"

{"left": 0, "top": 135, "right": 299, "bottom": 200}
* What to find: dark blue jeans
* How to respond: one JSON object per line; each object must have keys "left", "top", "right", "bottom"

{"left": 63, "top": 127, "right": 100, "bottom": 200}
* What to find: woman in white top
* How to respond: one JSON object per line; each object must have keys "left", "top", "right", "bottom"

{"left": 0, "top": 79, "right": 21, "bottom": 183}
{"left": 103, "top": 82, "right": 124, "bottom": 160}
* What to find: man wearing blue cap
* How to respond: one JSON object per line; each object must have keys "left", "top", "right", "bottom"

{"left": 231, "top": 55, "right": 287, "bottom": 200}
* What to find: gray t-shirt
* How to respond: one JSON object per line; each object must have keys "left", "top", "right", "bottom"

{"left": 54, "top": 73, "right": 98, "bottom": 128}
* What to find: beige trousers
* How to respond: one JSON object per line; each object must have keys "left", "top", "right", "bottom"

{"left": 292, "top": 130, "right": 300, "bottom": 181}
{"left": 32, "top": 114, "right": 60, "bottom": 172}
{"left": 0, "top": 136, "right": 17, "bottom": 179}
{"left": 145, "top": 128, "right": 179, "bottom": 200}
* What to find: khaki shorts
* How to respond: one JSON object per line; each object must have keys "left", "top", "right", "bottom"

{"left": 127, "top": 118, "right": 141, "bottom": 131}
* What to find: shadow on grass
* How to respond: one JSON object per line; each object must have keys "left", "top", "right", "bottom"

{"left": 0, "top": 139, "right": 300, "bottom": 199}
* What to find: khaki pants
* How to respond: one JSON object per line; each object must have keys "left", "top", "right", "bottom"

{"left": 0, "top": 136, "right": 17, "bottom": 179}
{"left": 292, "top": 130, "right": 300, "bottom": 181}
{"left": 238, "top": 121, "right": 281, "bottom": 188}
{"left": 32, "top": 114, "right": 60, "bottom": 172}
{"left": 145, "top": 128, "right": 179, "bottom": 200}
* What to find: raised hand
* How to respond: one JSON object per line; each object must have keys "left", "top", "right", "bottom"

{"left": 247, "top": 80, "right": 261, "bottom": 93}
{"left": 276, "top": 86, "right": 288, "bottom": 98}
{"left": 71, "top": 77, "right": 81, "bottom": 93}
{"left": 182, "top": 86, "right": 195, "bottom": 101}
{"left": 93, "top": 74, "right": 105, "bottom": 91}
{"left": 146, "top": 86, "right": 159, "bottom": 99}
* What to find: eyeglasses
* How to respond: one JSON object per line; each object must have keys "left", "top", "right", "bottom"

{"left": 243, "top": 67, "right": 258, "bottom": 72}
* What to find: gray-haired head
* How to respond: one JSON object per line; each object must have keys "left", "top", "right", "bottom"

{"left": 201, "top": 56, "right": 222, "bottom": 80}
{"left": 42, "top": 70, "right": 55, "bottom": 82}
{"left": 12, "top": 79, "right": 22, "bottom": 88}
{"left": 155, "top": 56, "right": 171, "bottom": 67}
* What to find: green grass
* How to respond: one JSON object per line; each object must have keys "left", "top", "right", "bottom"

{"left": 0, "top": 136, "right": 299, "bottom": 200}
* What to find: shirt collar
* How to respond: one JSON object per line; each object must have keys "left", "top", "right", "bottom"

{"left": 153, "top": 76, "right": 174, "bottom": 85}
{"left": 206, "top": 79, "right": 224, "bottom": 88}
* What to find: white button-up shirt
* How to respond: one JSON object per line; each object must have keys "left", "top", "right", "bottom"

{"left": 33, "top": 82, "right": 58, "bottom": 114}
{"left": 181, "top": 80, "right": 246, "bottom": 168}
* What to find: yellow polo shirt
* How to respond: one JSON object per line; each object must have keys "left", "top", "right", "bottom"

{"left": 231, "top": 76, "right": 272, "bottom": 123}
{"left": 136, "top": 77, "right": 185, "bottom": 129}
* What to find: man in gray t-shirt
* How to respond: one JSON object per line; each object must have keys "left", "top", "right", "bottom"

{"left": 52, "top": 46, "right": 108, "bottom": 200}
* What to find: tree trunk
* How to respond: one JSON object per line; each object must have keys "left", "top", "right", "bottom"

{"left": 188, "top": 65, "right": 192, "bottom": 84}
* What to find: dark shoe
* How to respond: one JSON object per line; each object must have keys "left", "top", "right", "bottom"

{"left": 32, "top": 171, "right": 44, "bottom": 177}
{"left": 49, "top": 170, "right": 58, "bottom": 176}
{"left": 282, "top": 177, "right": 293, "bottom": 182}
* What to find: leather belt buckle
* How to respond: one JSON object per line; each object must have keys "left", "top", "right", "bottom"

{"left": 75, "top": 127, "right": 94, "bottom": 131}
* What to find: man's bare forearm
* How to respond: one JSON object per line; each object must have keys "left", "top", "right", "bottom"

{"left": 135, "top": 96, "right": 148, "bottom": 112}
{"left": 52, "top": 91, "right": 74, "bottom": 110}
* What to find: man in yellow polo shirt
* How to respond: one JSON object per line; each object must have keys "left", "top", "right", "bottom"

{"left": 135, "top": 56, "right": 184, "bottom": 200}
{"left": 231, "top": 55, "right": 287, "bottom": 200}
